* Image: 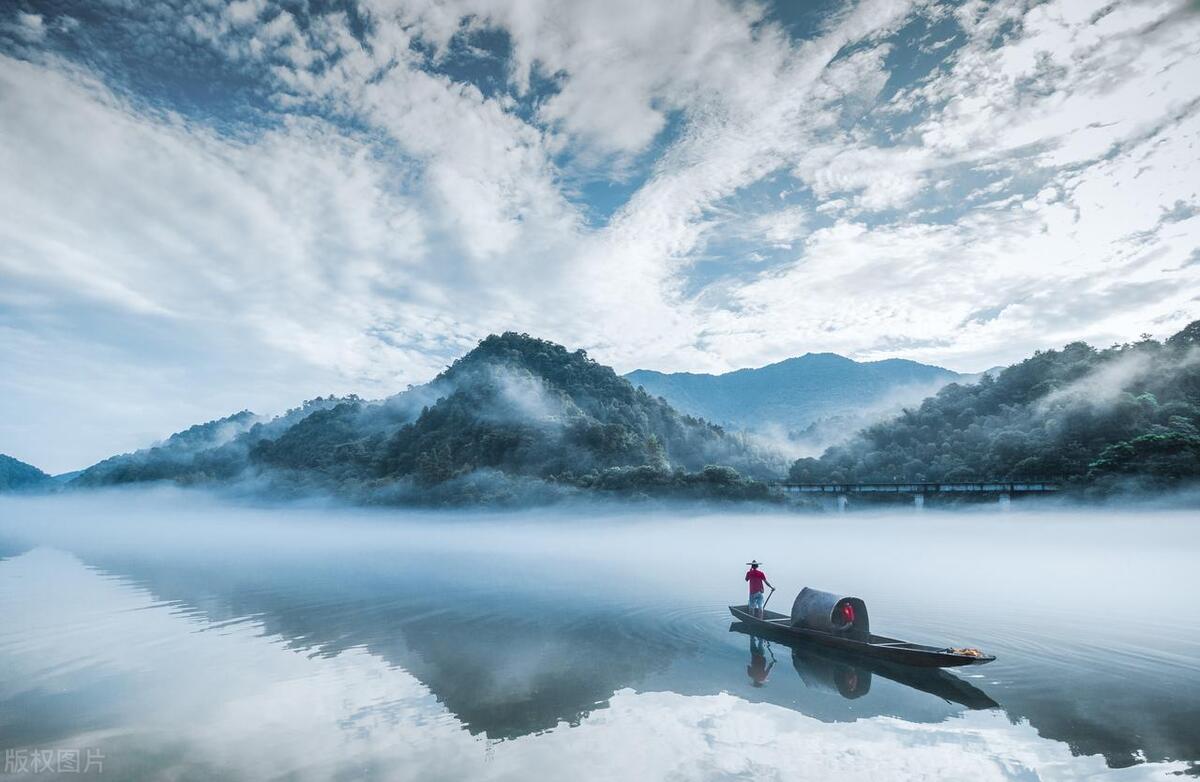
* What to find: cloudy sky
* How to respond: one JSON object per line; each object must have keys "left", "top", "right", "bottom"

{"left": 2, "top": 0, "right": 1199, "bottom": 472}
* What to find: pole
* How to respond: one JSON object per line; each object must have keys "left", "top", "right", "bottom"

{"left": 762, "top": 586, "right": 776, "bottom": 611}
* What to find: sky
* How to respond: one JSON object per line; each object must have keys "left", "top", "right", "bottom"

{"left": 1, "top": 0, "right": 1199, "bottom": 473}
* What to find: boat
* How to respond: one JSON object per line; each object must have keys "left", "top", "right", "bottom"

{"left": 728, "top": 587, "right": 995, "bottom": 668}
{"left": 729, "top": 621, "right": 999, "bottom": 708}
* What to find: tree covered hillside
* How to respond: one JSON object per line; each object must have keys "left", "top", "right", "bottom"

{"left": 252, "top": 333, "right": 780, "bottom": 501}
{"left": 72, "top": 333, "right": 780, "bottom": 503}
{"left": 72, "top": 401, "right": 350, "bottom": 487}
{"left": 789, "top": 321, "right": 1200, "bottom": 490}
{"left": 0, "top": 454, "right": 50, "bottom": 491}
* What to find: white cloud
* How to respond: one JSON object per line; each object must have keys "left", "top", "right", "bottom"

{"left": 754, "top": 206, "right": 811, "bottom": 248}
{"left": 704, "top": 0, "right": 1200, "bottom": 369}
{"left": 0, "top": 0, "right": 1198, "bottom": 469}
{"left": 14, "top": 12, "right": 45, "bottom": 42}
{"left": 0, "top": 55, "right": 451, "bottom": 469}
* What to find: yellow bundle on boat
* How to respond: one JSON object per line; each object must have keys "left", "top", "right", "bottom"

{"left": 946, "top": 647, "right": 984, "bottom": 657}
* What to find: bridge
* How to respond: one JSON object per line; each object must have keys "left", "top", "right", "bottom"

{"left": 776, "top": 481, "right": 1061, "bottom": 509}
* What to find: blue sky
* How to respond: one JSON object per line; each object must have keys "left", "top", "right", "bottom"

{"left": 2, "top": 0, "right": 1199, "bottom": 472}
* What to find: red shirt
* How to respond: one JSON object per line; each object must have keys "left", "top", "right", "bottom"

{"left": 746, "top": 569, "right": 768, "bottom": 595}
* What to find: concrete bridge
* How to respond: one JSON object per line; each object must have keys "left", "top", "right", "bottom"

{"left": 776, "top": 481, "right": 1061, "bottom": 510}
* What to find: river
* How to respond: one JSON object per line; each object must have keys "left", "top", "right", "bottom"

{"left": 0, "top": 491, "right": 1196, "bottom": 780}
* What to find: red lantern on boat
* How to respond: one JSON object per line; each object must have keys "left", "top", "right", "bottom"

{"left": 841, "top": 601, "right": 856, "bottom": 624}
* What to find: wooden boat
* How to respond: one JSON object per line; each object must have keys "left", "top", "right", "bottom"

{"left": 728, "top": 604, "right": 995, "bottom": 668}
{"left": 729, "top": 621, "right": 999, "bottom": 709}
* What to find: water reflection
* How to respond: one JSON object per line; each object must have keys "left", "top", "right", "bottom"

{"left": 9, "top": 545, "right": 696, "bottom": 741}
{"left": 0, "top": 495, "right": 1197, "bottom": 779}
{"left": 746, "top": 635, "right": 776, "bottom": 688}
{"left": 793, "top": 645, "right": 872, "bottom": 699}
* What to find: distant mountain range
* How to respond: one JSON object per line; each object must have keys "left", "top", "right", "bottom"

{"left": 5, "top": 325, "right": 1196, "bottom": 503}
{"left": 626, "top": 354, "right": 968, "bottom": 435}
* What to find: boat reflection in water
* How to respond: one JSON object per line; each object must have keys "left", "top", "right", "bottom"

{"left": 731, "top": 622, "right": 998, "bottom": 710}
{"left": 792, "top": 645, "right": 872, "bottom": 699}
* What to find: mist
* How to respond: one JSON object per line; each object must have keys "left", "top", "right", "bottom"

{"left": 3, "top": 489, "right": 1199, "bottom": 779}
{"left": 2, "top": 488, "right": 1195, "bottom": 605}
{"left": 749, "top": 375, "right": 976, "bottom": 460}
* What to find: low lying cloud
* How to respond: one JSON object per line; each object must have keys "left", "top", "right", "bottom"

{"left": 1039, "top": 347, "right": 1200, "bottom": 413}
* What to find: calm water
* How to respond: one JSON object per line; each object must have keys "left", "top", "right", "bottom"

{"left": 0, "top": 491, "right": 1197, "bottom": 780}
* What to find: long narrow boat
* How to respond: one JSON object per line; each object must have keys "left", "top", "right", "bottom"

{"left": 729, "top": 622, "right": 999, "bottom": 709}
{"left": 728, "top": 604, "right": 995, "bottom": 668}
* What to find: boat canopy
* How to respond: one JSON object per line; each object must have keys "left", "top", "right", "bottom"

{"left": 790, "top": 587, "right": 870, "bottom": 639}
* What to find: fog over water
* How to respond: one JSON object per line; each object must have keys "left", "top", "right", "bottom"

{"left": 0, "top": 491, "right": 1197, "bottom": 780}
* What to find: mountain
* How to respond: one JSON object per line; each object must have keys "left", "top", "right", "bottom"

{"left": 72, "top": 410, "right": 261, "bottom": 487}
{"left": 71, "top": 333, "right": 782, "bottom": 504}
{"left": 0, "top": 454, "right": 51, "bottom": 491}
{"left": 625, "top": 353, "right": 964, "bottom": 434}
{"left": 789, "top": 321, "right": 1200, "bottom": 492}
{"left": 71, "top": 401, "right": 350, "bottom": 488}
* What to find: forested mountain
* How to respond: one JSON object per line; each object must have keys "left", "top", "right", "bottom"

{"left": 626, "top": 354, "right": 963, "bottom": 434}
{"left": 789, "top": 321, "right": 1200, "bottom": 491}
{"left": 72, "top": 410, "right": 260, "bottom": 487}
{"left": 0, "top": 454, "right": 50, "bottom": 491}
{"left": 72, "top": 400, "right": 350, "bottom": 488}
{"left": 70, "top": 334, "right": 780, "bottom": 504}
{"left": 41, "top": 323, "right": 1200, "bottom": 504}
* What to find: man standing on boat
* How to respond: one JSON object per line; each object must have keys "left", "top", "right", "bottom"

{"left": 745, "top": 560, "right": 774, "bottom": 618}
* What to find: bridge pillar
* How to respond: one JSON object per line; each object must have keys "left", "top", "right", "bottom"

{"left": 913, "top": 494, "right": 924, "bottom": 510}
{"left": 998, "top": 492, "right": 1011, "bottom": 509}
{"left": 837, "top": 495, "right": 848, "bottom": 513}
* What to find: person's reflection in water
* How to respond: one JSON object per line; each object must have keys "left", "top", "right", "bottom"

{"left": 747, "top": 635, "right": 775, "bottom": 687}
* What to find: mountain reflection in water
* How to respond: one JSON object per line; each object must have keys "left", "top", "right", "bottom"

{"left": 0, "top": 493, "right": 1197, "bottom": 780}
